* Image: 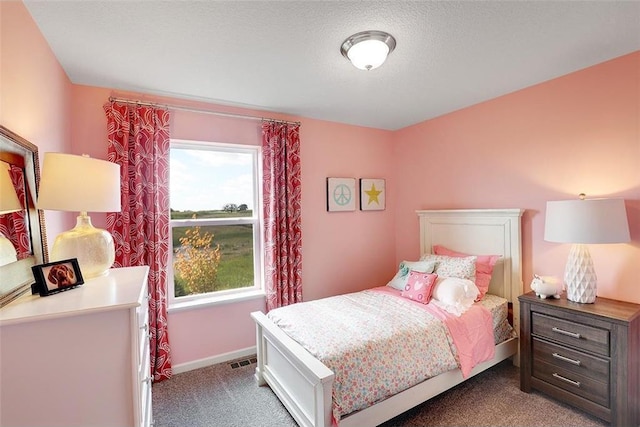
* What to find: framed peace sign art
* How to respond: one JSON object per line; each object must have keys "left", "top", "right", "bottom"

{"left": 326, "top": 177, "right": 356, "bottom": 212}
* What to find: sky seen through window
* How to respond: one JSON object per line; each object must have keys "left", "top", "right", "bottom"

{"left": 170, "top": 147, "right": 254, "bottom": 212}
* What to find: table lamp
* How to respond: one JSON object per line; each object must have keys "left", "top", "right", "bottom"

{"left": 544, "top": 194, "right": 630, "bottom": 303}
{"left": 0, "top": 161, "right": 23, "bottom": 265}
{"left": 37, "top": 153, "right": 121, "bottom": 278}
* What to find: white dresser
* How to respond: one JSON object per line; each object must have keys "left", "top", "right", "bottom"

{"left": 0, "top": 266, "right": 152, "bottom": 427}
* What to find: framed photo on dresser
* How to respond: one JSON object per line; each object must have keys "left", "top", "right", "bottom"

{"left": 31, "top": 258, "right": 84, "bottom": 296}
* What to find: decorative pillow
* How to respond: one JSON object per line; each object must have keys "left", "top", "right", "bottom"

{"left": 431, "top": 277, "right": 480, "bottom": 316}
{"left": 387, "top": 259, "right": 437, "bottom": 291}
{"left": 420, "top": 254, "right": 476, "bottom": 282}
{"left": 401, "top": 271, "right": 438, "bottom": 304}
{"left": 433, "top": 245, "right": 500, "bottom": 301}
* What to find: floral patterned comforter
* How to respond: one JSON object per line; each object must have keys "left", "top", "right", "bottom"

{"left": 267, "top": 288, "right": 497, "bottom": 423}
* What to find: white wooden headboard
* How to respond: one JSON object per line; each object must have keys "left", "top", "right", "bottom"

{"left": 417, "top": 209, "right": 524, "bottom": 341}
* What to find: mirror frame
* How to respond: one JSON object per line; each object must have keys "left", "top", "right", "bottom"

{"left": 0, "top": 126, "right": 48, "bottom": 308}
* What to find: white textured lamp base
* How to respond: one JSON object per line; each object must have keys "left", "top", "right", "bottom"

{"left": 51, "top": 214, "right": 115, "bottom": 279}
{"left": 564, "top": 244, "right": 597, "bottom": 303}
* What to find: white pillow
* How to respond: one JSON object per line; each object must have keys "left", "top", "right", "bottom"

{"left": 431, "top": 277, "right": 479, "bottom": 316}
{"left": 387, "top": 259, "right": 437, "bottom": 290}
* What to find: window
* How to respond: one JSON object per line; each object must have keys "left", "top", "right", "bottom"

{"left": 169, "top": 140, "right": 262, "bottom": 307}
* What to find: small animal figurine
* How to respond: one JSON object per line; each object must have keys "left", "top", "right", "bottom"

{"left": 530, "top": 275, "right": 562, "bottom": 299}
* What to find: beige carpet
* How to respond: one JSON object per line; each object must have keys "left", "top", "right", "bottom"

{"left": 152, "top": 358, "right": 607, "bottom": 427}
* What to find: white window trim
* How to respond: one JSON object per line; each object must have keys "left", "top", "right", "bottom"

{"left": 168, "top": 139, "right": 264, "bottom": 309}
{"left": 168, "top": 288, "right": 266, "bottom": 313}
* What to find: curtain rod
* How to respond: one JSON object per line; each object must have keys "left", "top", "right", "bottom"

{"left": 108, "top": 96, "right": 301, "bottom": 126}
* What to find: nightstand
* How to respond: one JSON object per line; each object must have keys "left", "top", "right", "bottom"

{"left": 519, "top": 292, "right": 640, "bottom": 427}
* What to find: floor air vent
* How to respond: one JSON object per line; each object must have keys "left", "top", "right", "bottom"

{"left": 229, "top": 357, "right": 257, "bottom": 369}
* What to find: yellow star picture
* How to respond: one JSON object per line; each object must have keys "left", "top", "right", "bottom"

{"left": 360, "top": 178, "right": 385, "bottom": 211}
{"left": 365, "top": 183, "right": 382, "bottom": 204}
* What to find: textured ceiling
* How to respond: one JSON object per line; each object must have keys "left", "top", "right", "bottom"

{"left": 24, "top": 1, "right": 640, "bottom": 130}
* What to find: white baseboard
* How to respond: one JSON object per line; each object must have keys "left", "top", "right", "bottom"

{"left": 172, "top": 346, "right": 257, "bottom": 375}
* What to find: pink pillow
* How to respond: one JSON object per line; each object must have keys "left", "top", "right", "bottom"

{"left": 401, "top": 271, "right": 438, "bottom": 304}
{"left": 433, "top": 245, "right": 499, "bottom": 301}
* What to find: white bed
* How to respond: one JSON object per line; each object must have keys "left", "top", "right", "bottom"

{"left": 251, "top": 208, "right": 524, "bottom": 427}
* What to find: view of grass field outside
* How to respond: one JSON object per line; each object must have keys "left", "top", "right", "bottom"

{"left": 171, "top": 209, "right": 255, "bottom": 297}
{"left": 170, "top": 143, "right": 258, "bottom": 299}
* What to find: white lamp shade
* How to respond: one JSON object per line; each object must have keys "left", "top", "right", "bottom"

{"left": 0, "top": 161, "right": 22, "bottom": 214}
{"left": 347, "top": 39, "right": 390, "bottom": 70}
{"left": 37, "top": 153, "right": 121, "bottom": 213}
{"left": 544, "top": 198, "right": 630, "bottom": 244}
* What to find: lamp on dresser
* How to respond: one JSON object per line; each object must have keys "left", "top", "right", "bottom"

{"left": 37, "top": 153, "right": 121, "bottom": 279}
{"left": 0, "top": 161, "right": 23, "bottom": 264}
{"left": 544, "top": 194, "right": 630, "bottom": 303}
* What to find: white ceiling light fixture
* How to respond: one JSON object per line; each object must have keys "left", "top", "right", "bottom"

{"left": 340, "top": 30, "right": 397, "bottom": 71}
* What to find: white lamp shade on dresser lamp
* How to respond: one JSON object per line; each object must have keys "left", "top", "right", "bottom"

{"left": 0, "top": 161, "right": 23, "bottom": 265}
{"left": 37, "top": 153, "right": 121, "bottom": 279}
{"left": 544, "top": 196, "right": 630, "bottom": 303}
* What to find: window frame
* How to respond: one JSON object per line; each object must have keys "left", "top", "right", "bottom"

{"left": 168, "top": 139, "right": 264, "bottom": 309}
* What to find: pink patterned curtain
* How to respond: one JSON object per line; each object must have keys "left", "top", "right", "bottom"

{"left": 0, "top": 165, "right": 30, "bottom": 260}
{"left": 262, "top": 121, "right": 302, "bottom": 311}
{"left": 104, "top": 101, "right": 172, "bottom": 382}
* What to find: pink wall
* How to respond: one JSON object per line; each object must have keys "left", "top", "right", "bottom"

{"left": 5, "top": 1, "right": 639, "bottom": 369}
{"left": 393, "top": 51, "right": 640, "bottom": 304}
{"left": 300, "top": 119, "right": 396, "bottom": 300}
{"left": 70, "top": 85, "right": 395, "bottom": 365}
{"left": 1, "top": 1, "right": 73, "bottom": 242}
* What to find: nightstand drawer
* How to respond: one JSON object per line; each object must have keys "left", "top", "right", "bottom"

{"left": 532, "top": 312, "right": 609, "bottom": 356}
{"left": 532, "top": 338, "right": 609, "bottom": 384}
{"left": 533, "top": 358, "right": 609, "bottom": 408}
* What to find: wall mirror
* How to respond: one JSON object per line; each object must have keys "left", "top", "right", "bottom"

{"left": 0, "top": 126, "right": 48, "bottom": 308}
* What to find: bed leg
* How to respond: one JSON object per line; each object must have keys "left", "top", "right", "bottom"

{"left": 255, "top": 368, "right": 266, "bottom": 386}
{"left": 255, "top": 320, "right": 267, "bottom": 386}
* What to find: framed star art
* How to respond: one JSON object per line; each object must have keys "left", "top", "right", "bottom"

{"left": 359, "top": 178, "right": 385, "bottom": 211}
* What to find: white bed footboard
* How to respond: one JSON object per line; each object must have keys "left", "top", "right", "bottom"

{"left": 252, "top": 311, "right": 334, "bottom": 427}
{"left": 252, "top": 310, "right": 517, "bottom": 427}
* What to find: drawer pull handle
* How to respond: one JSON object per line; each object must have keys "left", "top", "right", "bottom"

{"left": 552, "top": 352, "right": 581, "bottom": 366}
{"left": 552, "top": 373, "right": 581, "bottom": 387}
{"left": 552, "top": 327, "right": 581, "bottom": 339}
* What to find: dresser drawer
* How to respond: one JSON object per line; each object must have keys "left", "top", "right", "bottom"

{"left": 136, "top": 293, "right": 149, "bottom": 330}
{"left": 141, "top": 387, "right": 152, "bottom": 427}
{"left": 533, "top": 358, "right": 609, "bottom": 408}
{"left": 138, "top": 343, "right": 152, "bottom": 427}
{"left": 532, "top": 338, "right": 609, "bottom": 384}
{"left": 137, "top": 297, "right": 150, "bottom": 362}
{"left": 532, "top": 312, "right": 609, "bottom": 356}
